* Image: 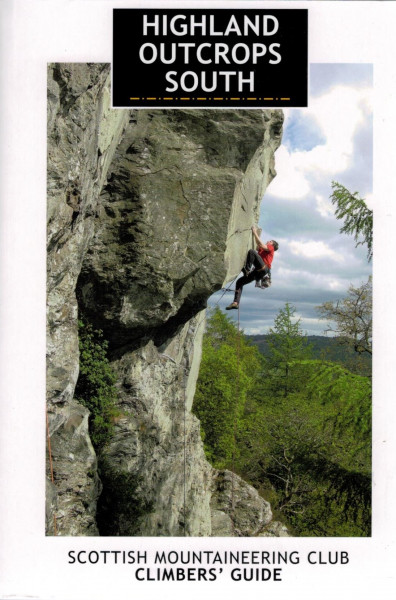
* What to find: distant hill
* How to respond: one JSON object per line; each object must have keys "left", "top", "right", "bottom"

{"left": 247, "top": 334, "right": 372, "bottom": 376}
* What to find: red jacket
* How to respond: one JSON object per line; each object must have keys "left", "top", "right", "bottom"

{"left": 258, "top": 244, "right": 275, "bottom": 268}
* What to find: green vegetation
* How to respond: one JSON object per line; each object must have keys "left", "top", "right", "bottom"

{"left": 249, "top": 333, "right": 371, "bottom": 377}
{"left": 97, "top": 459, "right": 153, "bottom": 536}
{"left": 75, "top": 320, "right": 118, "bottom": 449}
{"left": 266, "top": 302, "right": 313, "bottom": 396}
{"left": 193, "top": 308, "right": 263, "bottom": 468}
{"left": 330, "top": 181, "right": 373, "bottom": 261}
{"left": 75, "top": 322, "right": 153, "bottom": 535}
{"left": 193, "top": 306, "right": 371, "bottom": 536}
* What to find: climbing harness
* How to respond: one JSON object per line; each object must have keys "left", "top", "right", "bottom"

{"left": 255, "top": 270, "right": 271, "bottom": 289}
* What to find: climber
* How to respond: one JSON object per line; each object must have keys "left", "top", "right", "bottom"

{"left": 226, "top": 226, "right": 279, "bottom": 310}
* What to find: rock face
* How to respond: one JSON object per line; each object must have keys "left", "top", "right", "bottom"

{"left": 46, "top": 63, "right": 284, "bottom": 536}
{"left": 210, "top": 471, "right": 273, "bottom": 536}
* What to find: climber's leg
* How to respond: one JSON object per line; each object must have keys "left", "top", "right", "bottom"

{"left": 226, "top": 271, "right": 256, "bottom": 309}
{"left": 243, "top": 249, "right": 265, "bottom": 275}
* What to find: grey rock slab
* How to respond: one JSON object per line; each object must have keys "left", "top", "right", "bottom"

{"left": 46, "top": 63, "right": 286, "bottom": 536}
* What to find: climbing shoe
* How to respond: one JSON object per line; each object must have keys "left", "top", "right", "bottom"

{"left": 226, "top": 302, "right": 239, "bottom": 310}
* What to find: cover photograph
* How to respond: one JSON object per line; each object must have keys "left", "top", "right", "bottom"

{"left": 1, "top": 1, "right": 395, "bottom": 599}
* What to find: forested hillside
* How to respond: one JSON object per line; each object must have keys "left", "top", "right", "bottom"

{"left": 248, "top": 334, "right": 371, "bottom": 376}
{"left": 193, "top": 306, "right": 371, "bottom": 536}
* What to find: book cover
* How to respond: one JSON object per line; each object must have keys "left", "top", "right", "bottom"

{"left": 1, "top": 1, "right": 395, "bottom": 599}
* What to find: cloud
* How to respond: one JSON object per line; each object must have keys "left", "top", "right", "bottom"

{"left": 245, "top": 326, "right": 266, "bottom": 335}
{"left": 275, "top": 266, "right": 348, "bottom": 295}
{"left": 293, "top": 314, "right": 337, "bottom": 337}
{"left": 310, "top": 64, "right": 373, "bottom": 97}
{"left": 209, "top": 66, "right": 373, "bottom": 337}
{"left": 269, "top": 84, "right": 372, "bottom": 200}
{"left": 365, "top": 192, "right": 374, "bottom": 210}
{"left": 288, "top": 240, "right": 345, "bottom": 263}
{"left": 315, "top": 193, "right": 334, "bottom": 218}
{"left": 268, "top": 145, "right": 311, "bottom": 199}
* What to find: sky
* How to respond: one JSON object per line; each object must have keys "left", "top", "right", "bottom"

{"left": 209, "top": 63, "right": 373, "bottom": 336}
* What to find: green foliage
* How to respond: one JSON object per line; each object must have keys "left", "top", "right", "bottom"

{"left": 305, "top": 361, "right": 371, "bottom": 467}
{"left": 193, "top": 307, "right": 264, "bottom": 468}
{"left": 204, "top": 305, "right": 241, "bottom": 348}
{"left": 194, "top": 304, "right": 372, "bottom": 536}
{"left": 237, "top": 363, "right": 371, "bottom": 536}
{"left": 330, "top": 181, "right": 373, "bottom": 261}
{"left": 248, "top": 333, "right": 371, "bottom": 376}
{"left": 75, "top": 320, "right": 118, "bottom": 449}
{"left": 266, "top": 303, "right": 313, "bottom": 396}
{"left": 97, "top": 459, "right": 153, "bottom": 536}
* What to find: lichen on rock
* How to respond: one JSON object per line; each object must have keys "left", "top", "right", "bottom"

{"left": 46, "top": 62, "right": 286, "bottom": 536}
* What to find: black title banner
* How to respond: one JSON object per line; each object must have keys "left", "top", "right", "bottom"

{"left": 113, "top": 8, "right": 308, "bottom": 108}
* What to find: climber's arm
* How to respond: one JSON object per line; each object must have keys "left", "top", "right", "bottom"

{"left": 251, "top": 226, "right": 268, "bottom": 249}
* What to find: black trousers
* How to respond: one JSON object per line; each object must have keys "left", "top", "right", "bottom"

{"left": 233, "top": 249, "right": 269, "bottom": 304}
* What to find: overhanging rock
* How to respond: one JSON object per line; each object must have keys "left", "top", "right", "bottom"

{"left": 46, "top": 62, "right": 285, "bottom": 536}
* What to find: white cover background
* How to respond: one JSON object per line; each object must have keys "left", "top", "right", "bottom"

{"left": 0, "top": 1, "right": 395, "bottom": 599}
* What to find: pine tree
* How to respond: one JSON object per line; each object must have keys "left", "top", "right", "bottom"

{"left": 266, "top": 303, "right": 312, "bottom": 397}
{"left": 330, "top": 181, "right": 373, "bottom": 261}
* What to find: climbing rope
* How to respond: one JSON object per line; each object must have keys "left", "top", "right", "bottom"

{"left": 231, "top": 304, "right": 241, "bottom": 512}
{"left": 228, "top": 231, "right": 253, "bottom": 517}
{"left": 184, "top": 225, "right": 255, "bottom": 341}
{"left": 176, "top": 228, "right": 255, "bottom": 533}
{"left": 183, "top": 366, "right": 187, "bottom": 537}
{"left": 184, "top": 228, "right": 251, "bottom": 520}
